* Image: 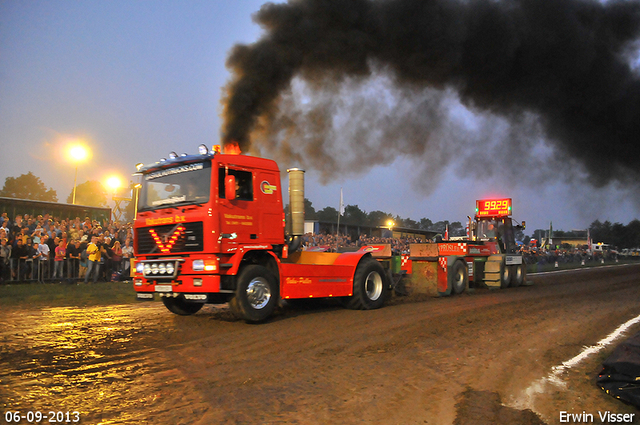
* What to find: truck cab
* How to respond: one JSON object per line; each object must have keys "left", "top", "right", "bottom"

{"left": 470, "top": 198, "right": 524, "bottom": 254}
{"left": 469, "top": 198, "right": 526, "bottom": 288}
{"left": 474, "top": 217, "right": 519, "bottom": 254}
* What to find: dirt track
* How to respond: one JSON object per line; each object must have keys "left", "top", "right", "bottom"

{"left": 1, "top": 264, "right": 640, "bottom": 424}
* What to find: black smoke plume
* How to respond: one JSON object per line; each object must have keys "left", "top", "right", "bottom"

{"left": 221, "top": 0, "right": 640, "bottom": 189}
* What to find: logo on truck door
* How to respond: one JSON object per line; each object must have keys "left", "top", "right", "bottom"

{"left": 260, "top": 181, "right": 277, "bottom": 194}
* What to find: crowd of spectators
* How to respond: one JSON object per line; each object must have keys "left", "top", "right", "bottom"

{"left": 302, "top": 232, "right": 625, "bottom": 267}
{"left": 301, "top": 233, "right": 426, "bottom": 255}
{"left": 0, "top": 218, "right": 626, "bottom": 284}
{"left": 0, "top": 212, "right": 134, "bottom": 284}
{"left": 520, "top": 246, "right": 618, "bottom": 266}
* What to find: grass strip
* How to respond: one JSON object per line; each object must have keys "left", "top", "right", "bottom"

{"left": 0, "top": 281, "right": 137, "bottom": 308}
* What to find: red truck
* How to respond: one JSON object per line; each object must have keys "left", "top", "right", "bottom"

{"left": 132, "top": 145, "right": 389, "bottom": 322}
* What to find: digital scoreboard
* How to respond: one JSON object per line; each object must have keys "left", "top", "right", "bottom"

{"left": 476, "top": 198, "right": 512, "bottom": 218}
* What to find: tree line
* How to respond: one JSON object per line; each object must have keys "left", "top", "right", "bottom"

{"left": 0, "top": 172, "right": 136, "bottom": 221}
{"left": 587, "top": 219, "right": 640, "bottom": 249}
{"left": 0, "top": 172, "right": 108, "bottom": 206}
{"left": 301, "top": 198, "right": 467, "bottom": 236}
{"left": 527, "top": 220, "right": 640, "bottom": 249}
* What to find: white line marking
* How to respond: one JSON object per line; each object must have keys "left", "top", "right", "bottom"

{"left": 512, "top": 313, "right": 640, "bottom": 412}
{"left": 547, "top": 313, "right": 640, "bottom": 385}
{"left": 530, "top": 263, "right": 634, "bottom": 276}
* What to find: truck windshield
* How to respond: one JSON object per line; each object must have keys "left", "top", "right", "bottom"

{"left": 477, "top": 219, "right": 501, "bottom": 240}
{"left": 139, "top": 161, "right": 211, "bottom": 211}
{"left": 476, "top": 218, "right": 517, "bottom": 253}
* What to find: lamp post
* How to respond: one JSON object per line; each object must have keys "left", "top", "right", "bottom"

{"left": 68, "top": 144, "right": 89, "bottom": 204}
{"left": 133, "top": 183, "right": 142, "bottom": 219}
{"left": 106, "top": 176, "right": 123, "bottom": 222}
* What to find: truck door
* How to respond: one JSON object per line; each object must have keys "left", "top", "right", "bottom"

{"left": 500, "top": 218, "right": 518, "bottom": 253}
{"left": 218, "top": 166, "right": 258, "bottom": 245}
{"left": 255, "top": 170, "right": 283, "bottom": 243}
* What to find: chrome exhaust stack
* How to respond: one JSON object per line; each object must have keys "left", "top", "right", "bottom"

{"left": 287, "top": 168, "right": 305, "bottom": 252}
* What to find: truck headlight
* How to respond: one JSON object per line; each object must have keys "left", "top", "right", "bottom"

{"left": 192, "top": 259, "right": 205, "bottom": 271}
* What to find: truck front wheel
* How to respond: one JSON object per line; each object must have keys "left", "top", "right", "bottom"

{"left": 162, "top": 296, "right": 204, "bottom": 316}
{"left": 229, "top": 265, "right": 278, "bottom": 323}
{"left": 345, "top": 257, "right": 389, "bottom": 310}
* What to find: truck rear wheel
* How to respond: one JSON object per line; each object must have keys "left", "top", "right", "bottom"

{"left": 162, "top": 296, "right": 204, "bottom": 316}
{"left": 511, "top": 264, "right": 525, "bottom": 287}
{"left": 451, "top": 260, "right": 468, "bottom": 295}
{"left": 229, "top": 265, "right": 278, "bottom": 323}
{"left": 345, "top": 257, "right": 389, "bottom": 310}
{"left": 500, "top": 263, "right": 511, "bottom": 289}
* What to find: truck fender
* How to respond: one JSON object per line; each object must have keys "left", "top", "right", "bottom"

{"left": 226, "top": 247, "right": 280, "bottom": 277}
{"left": 332, "top": 251, "right": 370, "bottom": 267}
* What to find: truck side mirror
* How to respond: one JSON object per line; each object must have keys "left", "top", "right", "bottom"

{"left": 225, "top": 175, "right": 236, "bottom": 201}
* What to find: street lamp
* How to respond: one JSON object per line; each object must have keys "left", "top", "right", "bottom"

{"left": 106, "top": 176, "right": 122, "bottom": 193}
{"left": 106, "top": 175, "right": 132, "bottom": 223}
{"left": 68, "top": 144, "right": 89, "bottom": 204}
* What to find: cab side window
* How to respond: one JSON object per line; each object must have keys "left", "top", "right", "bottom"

{"left": 219, "top": 167, "right": 253, "bottom": 201}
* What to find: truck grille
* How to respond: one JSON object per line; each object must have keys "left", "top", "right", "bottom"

{"left": 136, "top": 222, "right": 204, "bottom": 254}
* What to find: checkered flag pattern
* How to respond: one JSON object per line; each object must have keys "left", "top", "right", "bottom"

{"left": 438, "top": 257, "right": 447, "bottom": 271}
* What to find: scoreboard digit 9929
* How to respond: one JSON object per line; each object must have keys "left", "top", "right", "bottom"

{"left": 476, "top": 198, "right": 512, "bottom": 218}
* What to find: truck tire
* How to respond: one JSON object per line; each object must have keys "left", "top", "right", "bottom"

{"left": 162, "top": 296, "right": 204, "bottom": 316}
{"left": 500, "top": 262, "right": 511, "bottom": 289}
{"left": 450, "top": 260, "right": 468, "bottom": 295}
{"left": 511, "top": 264, "right": 525, "bottom": 287}
{"left": 229, "top": 265, "right": 278, "bottom": 323}
{"left": 345, "top": 257, "right": 389, "bottom": 310}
